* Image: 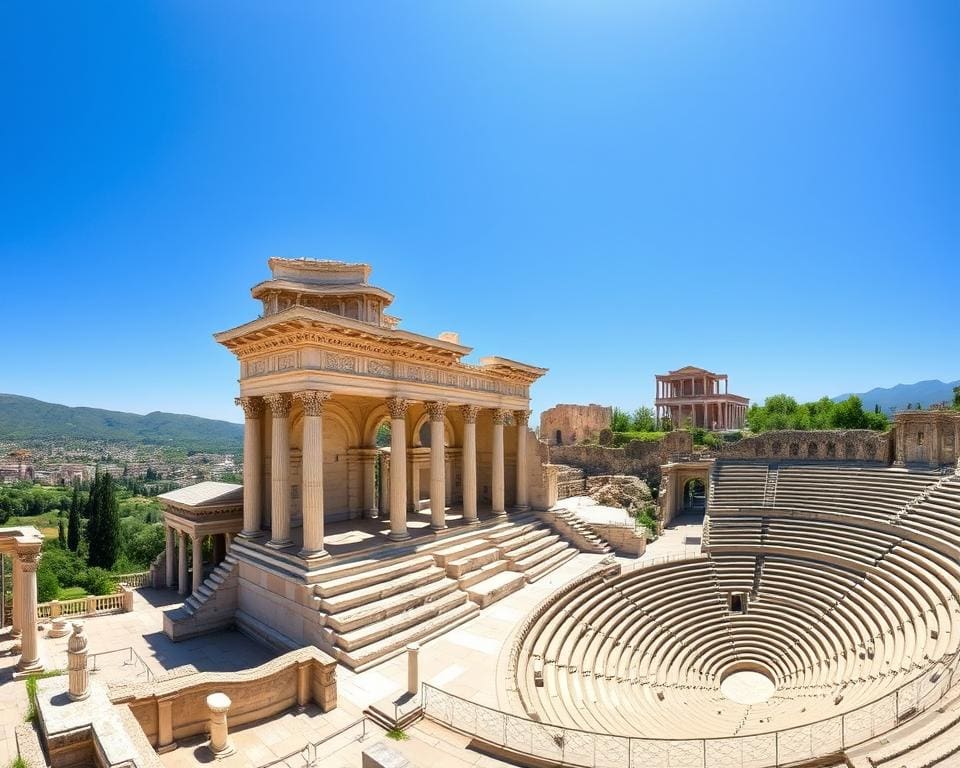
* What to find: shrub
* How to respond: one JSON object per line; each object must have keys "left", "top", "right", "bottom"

{"left": 612, "top": 431, "right": 666, "bottom": 447}
{"left": 81, "top": 568, "right": 116, "bottom": 596}
{"left": 36, "top": 567, "right": 59, "bottom": 602}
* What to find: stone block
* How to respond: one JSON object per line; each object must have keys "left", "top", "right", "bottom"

{"left": 362, "top": 740, "right": 411, "bottom": 768}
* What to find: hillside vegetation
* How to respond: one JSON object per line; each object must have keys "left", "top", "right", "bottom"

{"left": 0, "top": 393, "right": 243, "bottom": 453}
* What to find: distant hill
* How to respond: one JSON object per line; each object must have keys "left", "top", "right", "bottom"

{"left": 0, "top": 394, "right": 243, "bottom": 453}
{"left": 832, "top": 379, "right": 960, "bottom": 414}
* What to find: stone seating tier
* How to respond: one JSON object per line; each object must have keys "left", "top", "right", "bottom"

{"left": 513, "top": 463, "right": 960, "bottom": 747}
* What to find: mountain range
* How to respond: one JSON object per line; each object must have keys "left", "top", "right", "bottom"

{"left": 832, "top": 379, "right": 960, "bottom": 414}
{"left": 0, "top": 394, "right": 243, "bottom": 453}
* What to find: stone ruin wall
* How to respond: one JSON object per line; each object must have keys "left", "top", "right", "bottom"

{"left": 540, "top": 403, "right": 612, "bottom": 446}
{"left": 717, "top": 429, "right": 893, "bottom": 463}
{"left": 548, "top": 431, "right": 694, "bottom": 490}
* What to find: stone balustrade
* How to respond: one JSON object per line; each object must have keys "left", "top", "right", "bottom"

{"left": 37, "top": 586, "right": 134, "bottom": 621}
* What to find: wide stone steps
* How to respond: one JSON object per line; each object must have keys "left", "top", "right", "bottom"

{"left": 314, "top": 554, "right": 436, "bottom": 598}
{"left": 458, "top": 559, "right": 509, "bottom": 590}
{"left": 323, "top": 577, "right": 460, "bottom": 633}
{"left": 433, "top": 538, "right": 493, "bottom": 567}
{"left": 335, "top": 590, "right": 469, "bottom": 651}
{"left": 524, "top": 546, "right": 578, "bottom": 582}
{"left": 317, "top": 564, "right": 447, "bottom": 613}
{"left": 466, "top": 570, "right": 526, "bottom": 607}
{"left": 508, "top": 539, "right": 570, "bottom": 572}
{"left": 338, "top": 600, "right": 480, "bottom": 671}
{"left": 502, "top": 531, "right": 559, "bottom": 561}
{"left": 445, "top": 547, "right": 501, "bottom": 578}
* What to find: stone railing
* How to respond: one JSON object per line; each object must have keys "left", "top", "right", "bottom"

{"left": 109, "top": 646, "right": 338, "bottom": 753}
{"left": 113, "top": 571, "right": 152, "bottom": 589}
{"left": 37, "top": 587, "right": 134, "bottom": 621}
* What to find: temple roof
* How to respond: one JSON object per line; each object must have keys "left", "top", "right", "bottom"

{"left": 663, "top": 365, "right": 725, "bottom": 377}
{"left": 158, "top": 482, "right": 243, "bottom": 509}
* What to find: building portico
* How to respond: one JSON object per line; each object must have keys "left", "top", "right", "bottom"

{"left": 214, "top": 259, "right": 548, "bottom": 562}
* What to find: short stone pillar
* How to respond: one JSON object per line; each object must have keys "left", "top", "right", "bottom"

{"left": 67, "top": 622, "right": 90, "bottom": 702}
{"left": 48, "top": 618, "right": 70, "bottom": 638}
{"left": 121, "top": 585, "right": 134, "bottom": 612}
{"left": 49, "top": 599, "right": 62, "bottom": 619}
{"left": 206, "top": 692, "right": 235, "bottom": 758}
{"left": 406, "top": 643, "right": 420, "bottom": 696}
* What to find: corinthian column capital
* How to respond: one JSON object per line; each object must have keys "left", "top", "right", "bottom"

{"left": 16, "top": 549, "right": 40, "bottom": 572}
{"left": 493, "top": 408, "right": 512, "bottom": 426}
{"left": 513, "top": 410, "right": 531, "bottom": 427}
{"left": 294, "top": 390, "right": 332, "bottom": 416}
{"left": 460, "top": 405, "right": 481, "bottom": 424}
{"left": 386, "top": 397, "right": 410, "bottom": 420}
{"left": 264, "top": 393, "right": 292, "bottom": 418}
{"left": 425, "top": 401, "right": 448, "bottom": 422}
{"left": 235, "top": 396, "right": 264, "bottom": 419}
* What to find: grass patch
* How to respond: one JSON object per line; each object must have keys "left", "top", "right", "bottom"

{"left": 57, "top": 586, "right": 88, "bottom": 600}
{"left": 612, "top": 431, "right": 667, "bottom": 447}
{"left": 24, "top": 670, "right": 65, "bottom": 723}
{"left": 9, "top": 756, "right": 27, "bottom": 768}
{"left": 385, "top": 727, "right": 409, "bottom": 741}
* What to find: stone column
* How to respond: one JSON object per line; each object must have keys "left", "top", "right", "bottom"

{"left": 460, "top": 405, "right": 480, "bottom": 524}
{"left": 426, "top": 401, "right": 448, "bottom": 531}
{"left": 165, "top": 525, "right": 175, "bottom": 588}
{"left": 177, "top": 531, "right": 188, "bottom": 596}
{"left": 236, "top": 396, "right": 264, "bottom": 538}
{"left": 206, "top": 693, "right": 235, "bottom": 757}
{"left": 11, "top": 554, "right": 21, "bottom": 637}
{"left": 295, "top": 390, "right": 331, "bottom": 558}
{"left": 264, "top": 393, "right": 293, "bottom": 548}
{"left": 364, "top": 456, "right": 378, "bottom": 519}
{"left": 407, "top": 643, "right": 420, "bottom": 696}
{"left": 15, "top": 544, "right": 42, "bottom": 675}
{"left": 192, "top": 534, "right": 203, "bottom": 594}
{"left": 67, "top": 621, "right": 89, "bottom": 701}
{"left": 514, "top": 410, "right": 531, "bottom": 511}
{"left": 492, "top": 409, "right": 510, "bottom": 516}
{"left": 387, "top": 397, "right": 411, "bottom": 541}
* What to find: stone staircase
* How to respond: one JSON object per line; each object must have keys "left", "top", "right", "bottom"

{"left": 163, "top": 554, "right": 239, "bottom": 640}
{"left": 537, "top": 508, "right": 612, "bottom": 554}
{"left": 311, "top": 515, "right": 580, "bottom": 670}
{"left": 762, "top": 465, "right": 779, "bottom": 507}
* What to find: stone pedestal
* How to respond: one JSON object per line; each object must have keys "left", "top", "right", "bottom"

{"left": 48, "top": 618, "right": 70, "bottom": 638}
{"left": 406, "top": 643, "right": 420, "bottom": 696}
{"left": 206, "top": 692, "right": 235, "bottom": 758}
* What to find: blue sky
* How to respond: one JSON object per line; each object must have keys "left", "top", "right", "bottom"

{"left": 1, "top": 2, "right": 958, "bottom": 426}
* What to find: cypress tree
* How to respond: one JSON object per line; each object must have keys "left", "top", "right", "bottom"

{"left": 67, "top": 480, "right": 81, "bottom": 551}
{"left": 96, "top": 473, "right": 120, "bottom": 570}
{"left": 85, "top": 471, "right": 102, "bottom": 565}
{"left": 58, "top": 517, "right": 66, "bottom": 547}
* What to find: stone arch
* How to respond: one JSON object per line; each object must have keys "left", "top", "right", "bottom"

{"left": 362, "top": 403, "right": 393, "bottom": 447}
{"left": 789, "top": 442, "right": 800, "bottom": 457}
{"left": 807, "top": 442, "right": 819, "bottom": 458}
{"left": 682, "top": 477, "right": 707, "bottom": 511}
{"left": 411, "top": 411, "right": 456, "bottom": 448}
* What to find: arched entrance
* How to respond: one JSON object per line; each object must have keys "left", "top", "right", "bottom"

{"left": 682, "top": 478, "right": 706, "bottom": 511}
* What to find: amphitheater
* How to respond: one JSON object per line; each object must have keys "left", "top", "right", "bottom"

{"left": 484, "top": 460, "right": 960, "bottom": 768}
{"left": 7, "top": 258, "right": 960, "bottom": 768}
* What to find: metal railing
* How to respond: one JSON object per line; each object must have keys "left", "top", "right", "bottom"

{"left": 426, "top": 656, "right": 960, "bottom": 767}
{"left": 89, "top": 646, "right": 156, "bottom": 682}
{"left": 257, "top": 717, "right": 369, "bottom": 767}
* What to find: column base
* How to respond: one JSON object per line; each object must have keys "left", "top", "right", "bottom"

{"left": 513, "top": 505, "right": 531, "bottom": 513}
{"left": 265, "top": 539, "right": 293, "bottom": 550}
{"left": 463, "top": 516, "right": 480, "bottom": 526}
{"left": 238, "top": 529, "right": 265, "bottom": 540}
{"left": 388, "top": 530, "right": 411, "bottom": 542}
{"left": 492, "top": 509, "right": 507, "bottom": 517}
{"left": 208, "top": 741, "right": 236, "bottom": 760}
{"left": 156, "top": 742, "right": 179, "bottom": 755}
{"left": 299, "top": 547, "right": 329, "bottom": 561}
{"left": 14, "top": 657, "right": 44, "bottom": 679}
{"left": 364, "top": 509, "right": 380, "bottom": 520}
{"left": 430, "top": 524, "right": 448, "bottom": 532}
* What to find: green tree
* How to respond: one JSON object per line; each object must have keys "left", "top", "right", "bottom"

{"left": 67, "top": 480, "right": 81, "bottom": 552}
{"left": 610, "top": 407, "right": 631, "bottom": 432}
{"left": 87, "top": 472, "right": 120, "bottom": 569}
{"left": 57, "top": 518, "right": 65, "bottom": 547}
{"left": 954, "top": 385, "right": 960, "bottom": 410}
{"left": 631, "top": 407, "right": 656, "bottom": 432}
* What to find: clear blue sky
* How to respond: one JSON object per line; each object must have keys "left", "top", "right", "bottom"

{"left": 2, "top": 2, "right": 958, "bottom": 426}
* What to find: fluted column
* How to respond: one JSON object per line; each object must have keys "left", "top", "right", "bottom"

{"left": 178, "top": 530, "right": 188, "bottom": 596}
{"left": 264, "top": 393, "right": 293, "bottom": 548}
{"left": 514, "top": 410, "right": 531, "bottom": 511}
{"left": 11, "top": 554, "right": 21, "bottom": 637}
{"left": 295, "top": 390, "right": 331, "bottom": 558}
{"left": 192, "top": 534, "right": 203, "bottom": 594}
{"left": 15, "top": 543, "right": 42, "bottom": 674}
{"left": 165, "top": 525, "right": 175, "bottom": 588}
{"left": 460, "top": 405, "right": 480, "bottom": 524}
{"left": 426, "top": 401, "right": 448, "bottom": 531}
{"left": 492, "top": 409, "right": 510, "bottom": 516}
{"left": 387, "top": 397, "right": 410, "bottom": 541}
{"left": 235, "top": 396, "right": 264, "bottom": 538}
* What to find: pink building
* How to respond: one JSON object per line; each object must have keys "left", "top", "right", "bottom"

{"left": 655, "top": 365, "right": 749, "bottom": 430}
